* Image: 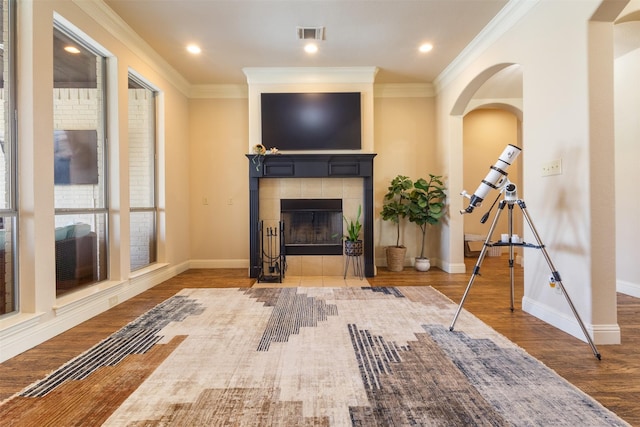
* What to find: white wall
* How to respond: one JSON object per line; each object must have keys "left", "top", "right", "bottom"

{"left": 614, "top": 26, "right": 640, "bottom": 297}
{"left": 435, "top": 0, "right": 621, "bottom": 344}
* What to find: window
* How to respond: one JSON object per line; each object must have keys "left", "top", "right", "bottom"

{"left": 53, "top": 24, "right": 108, "bottom": 295}
{"left": 128, "top": 73, "right": 157, "bottom": 271}
{"left": 0, "top": 0, "right": 16, "bottom": 315}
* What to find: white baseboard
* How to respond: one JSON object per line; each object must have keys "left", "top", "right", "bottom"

{"left": 617, "top": 279, "right": 640, "bottom": 298}
{"left": 0, "top": 263, "right": 187, "bottom": 363}
{"left": 442, "top": 261, "right": 466, "bottom": 274}
{"left": 522, "top": 296, "right": 621, "bottom": 345}
{"left": 189, "top": 259, "right": 249, "bottom": 269}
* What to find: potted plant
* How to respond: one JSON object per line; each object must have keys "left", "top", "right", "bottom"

{"left": 342, "top": 204, "right": 363, "bottom": 256}
{"left": 380, "top": 175, "right": 413, "bottom": 271}
{"left": 408, "top": 174, "right": 446, "bottom": 271}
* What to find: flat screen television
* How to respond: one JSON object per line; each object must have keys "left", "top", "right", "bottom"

{"left": 261, "top": 92, "right": 361, "bottom": 151}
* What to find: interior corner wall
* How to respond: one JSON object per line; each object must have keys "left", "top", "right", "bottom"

{"left": 188, "top": 97, "right": 249, "bottom": 267}
{"left": 435, "top": 0, "right": 620, "bottom": 344}
{"left": 373, "top": 95, "right": 438, "bottom": 268}
{"left": 462, "top": 109, "right": 521, "bottom": 239}
{"left": 614, "top": 47, "right": 640, "bottom": 298}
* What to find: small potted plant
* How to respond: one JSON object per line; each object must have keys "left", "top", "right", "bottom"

{"left": 408, "top": 174, "right": 446, "bottom": 271}
{"left": 342, "top": 204, "right": 363, "bottom": 256}
{"left": 380, "top": 175, "right": 413, "bottom": 271}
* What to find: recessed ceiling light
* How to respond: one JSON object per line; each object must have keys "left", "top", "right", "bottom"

{"left": 419, "top": 43, "right": 433, "bottom": 53}
{"left": 64, "top": 46, "right": 81, "bottom": 54}
{"left": 304, "top": 43, "right": 318, "bottom": 54}
{"left": 186, "top": 44, "right": 201, "bottom": 54}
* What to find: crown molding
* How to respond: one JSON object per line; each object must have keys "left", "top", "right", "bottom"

{"left": 433, "top": 0, "right": 540, "bottom": 94}
{"left": 242, "top": 67, "right": 379, "bottom": 85}
{"left": 73, "top": 0, "right": 191, "bottom": 97}
{"left": 189, "top": 84, "right": 248, "bottom": 99}
{"left": 189, "top": 82, "right": 432, "bottom": 99}
{"left": 374, "top": 83, "right": 434, "bottom": 98}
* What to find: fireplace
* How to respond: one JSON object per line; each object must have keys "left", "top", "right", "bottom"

{"left": 247, "top": 153, "right": 376, "bottom": 277}
{"left": 281, "top": 199, "right": 343, "bottom": 256}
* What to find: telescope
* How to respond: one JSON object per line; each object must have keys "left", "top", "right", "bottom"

{"left": 460, "top": 144, "right": 522, "bottom": 214}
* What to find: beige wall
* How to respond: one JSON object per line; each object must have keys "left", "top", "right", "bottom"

{"left": 373, "top": 95, "right": 438, "bottom": 266}
{"left": 462, "top": 109, "right": 521, "bottom": 244}
{"left": 186, "top": 93, "right": 439, "bottom": 270}
{"left": 188, "top": 98, "right": 249, "bottom": 266}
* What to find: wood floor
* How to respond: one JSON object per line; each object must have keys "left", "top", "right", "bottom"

{"left": 1, "top": 256, "right": 638, "bottom": 425}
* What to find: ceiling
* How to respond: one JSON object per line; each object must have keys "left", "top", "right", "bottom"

{"left": 103, "top": 0, "right": 510, "bottom": 86}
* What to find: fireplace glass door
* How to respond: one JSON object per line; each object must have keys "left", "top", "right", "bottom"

{"left": 280, "top": 199, "right": 343, "bottom": 255}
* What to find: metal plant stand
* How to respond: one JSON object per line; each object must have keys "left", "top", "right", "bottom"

{"left": 343, "top": 240, "right": 364, "bottom": 280}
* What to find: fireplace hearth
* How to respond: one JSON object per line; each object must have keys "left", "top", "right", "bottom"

{"left": 247, "top": 153, "right": 376, "bottom": 277}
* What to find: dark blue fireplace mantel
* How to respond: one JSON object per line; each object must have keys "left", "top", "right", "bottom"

{"left": 247, "top": 153, "right": 377, "bottom": 278}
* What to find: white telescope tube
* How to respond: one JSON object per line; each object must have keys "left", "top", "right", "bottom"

{"left": 461, "top": 144, "right": 522, "bottom": 214}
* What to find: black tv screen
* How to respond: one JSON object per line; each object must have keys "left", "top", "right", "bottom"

{"left": 261, "top": 92, "right": 361, "bottom": 150}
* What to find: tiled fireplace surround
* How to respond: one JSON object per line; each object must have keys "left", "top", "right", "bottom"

{"left": 247, "top": 154, "right": 376, "bottom": 278}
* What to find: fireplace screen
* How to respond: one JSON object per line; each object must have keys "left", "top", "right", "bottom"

{"left": 281, "top": 199, "right": 343, "bottom": 255}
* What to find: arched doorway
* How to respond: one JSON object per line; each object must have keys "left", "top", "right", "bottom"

{"left": 450, "top": 63, "right": 524, "bottom": 265}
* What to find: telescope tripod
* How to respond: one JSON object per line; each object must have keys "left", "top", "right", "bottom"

{"left": 450, "top": 195, "right": 602, "bottom": 360}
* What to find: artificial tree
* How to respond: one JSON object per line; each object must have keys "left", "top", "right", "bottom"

{"left": 408, "top": 174, "right": 446, "bottom": 271}
{"left": 380, "top": 175, "right": 413, "bottom": 271}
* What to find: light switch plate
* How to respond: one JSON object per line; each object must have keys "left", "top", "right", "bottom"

{"left": 542, "top": 159, "right": 562, "bottom": 176}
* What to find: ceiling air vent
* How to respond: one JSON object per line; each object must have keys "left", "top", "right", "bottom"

{"left": 296, "top": 26, "right": 325, "bottom": 41}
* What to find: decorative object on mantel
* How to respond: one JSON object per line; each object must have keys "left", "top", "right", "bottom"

{"left": 408, "top": 174, "right": 447, "bottom": 272}
{"left": 380, "top": 175, "right": 412, "bottom": 272}
{"left": 251, "top": 144, "right": 267, "bottom": 171}
{"left": 250, "top": 144, "right": 281, "bottom": 171}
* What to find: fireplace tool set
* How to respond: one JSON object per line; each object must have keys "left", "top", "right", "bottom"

{"left": 257, "top": 221, "right": 286, "bottom": 283}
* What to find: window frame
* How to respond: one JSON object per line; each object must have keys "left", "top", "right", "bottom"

{"left": 128, "top": 70, "right": 159, "bottom": 271}
{"left": 53, "top": 20, "right": 110, "bottom": 292}
{"left": 0, "top": 0, "right": 18, "bottom": 316}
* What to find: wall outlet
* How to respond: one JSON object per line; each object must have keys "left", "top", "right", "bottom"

{"left": 542, "top": 159, "right": 562, "bottom": 176}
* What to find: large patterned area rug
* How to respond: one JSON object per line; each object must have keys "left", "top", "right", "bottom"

{"left": 1, "top": 286, "right": 628, "bottom": 426}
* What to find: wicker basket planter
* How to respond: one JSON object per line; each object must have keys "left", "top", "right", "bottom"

{"left": 386, "top": 246, "right": 407, "bottom": 272}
